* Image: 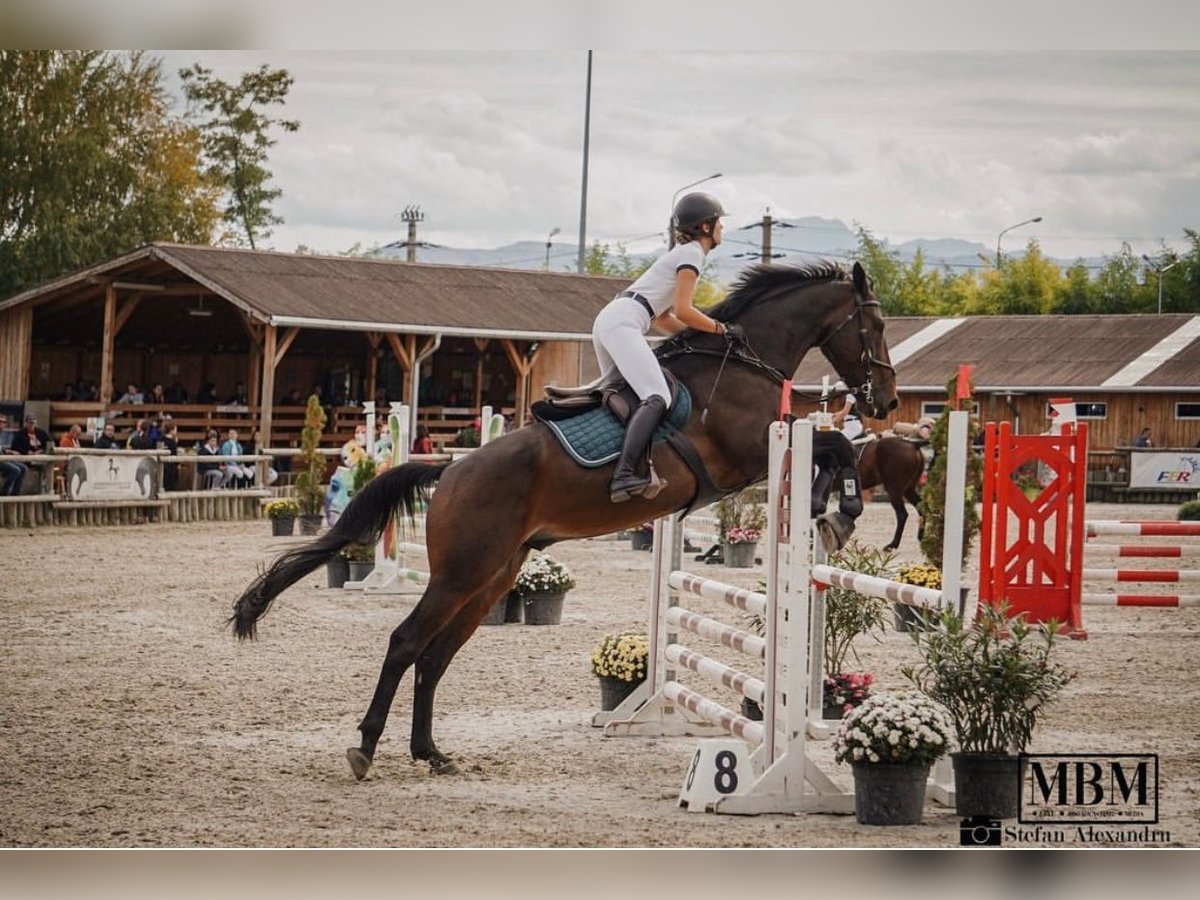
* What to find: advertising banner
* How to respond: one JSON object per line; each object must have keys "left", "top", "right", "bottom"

{"left": 64, "top": 453, "right": 158, "bottom": 501}
{"left": 1128, "top": 451, "right": 1200, "bottom": 489}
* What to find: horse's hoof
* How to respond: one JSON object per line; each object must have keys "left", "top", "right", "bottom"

{"left": 346, "top": 747, "right": 372, "bottom": 781}
{"left": 429, "top": 757, "right": 459, "bottom": 776}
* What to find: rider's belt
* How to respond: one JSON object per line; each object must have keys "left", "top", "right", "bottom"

{"left": 617, "top": 290, "right": 654, "bottom": 318}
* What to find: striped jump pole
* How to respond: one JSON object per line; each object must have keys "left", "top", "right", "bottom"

{"left": 1085, "top": 545, "right": 1187, "bottom": 558}
{"left": 1083, "top": 568, "right": 1200, "bottom": 583}
{"left": 603, "top": 417, "right": 853, "bottom": 815}
{"left": 1081, "top": 594, "right": 1200, "bottom": 608}
{"left": 1086, "top": 521, "right": 1200, "bottom": 538}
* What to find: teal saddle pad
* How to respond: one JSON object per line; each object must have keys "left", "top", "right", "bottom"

{"left": 540, "top": 386, "right": 692, "bottom": 468}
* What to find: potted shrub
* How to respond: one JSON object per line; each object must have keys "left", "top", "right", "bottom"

{"left": 918, "top": 371, "right": 983, "bottom": 572}
{"left": 294, "top": 394, "right": 328, "bottom": 535}
{"left": 902, "top": 603, "right": 1075, "bottom": 819}
{"left": 264, "top": 497, "right": 300, "bottom": 536}
{"left": 342, "top": 457, "right": 379, "bottom": 581}
{"left": 590, "top": 632, "right": 649, "bottom": 710}
{"left": 833, "top": 690, "right": 954, "bottom": 825}
{"left": 821, "top": 540, "right": 893, "bottom": 718}
{"left": 723, "top": 526, "right": 761, "bottom": 568}
{"left": 512, "top": 553, "right": 576, "bottom": 625}
{"left": 715, "top": 489, "right": 765, "bottom": 568}
{"left": 1178, "top": 499, "right": 1200, "bottom": 521}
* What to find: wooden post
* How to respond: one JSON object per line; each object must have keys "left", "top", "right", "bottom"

{"left": 386, "top": 333, "right": 415, "bottom": 409}
{"left": 100, "top": 282, "right": 116, "bottom": 406}
{"left": 501, "top": 339, "right": 542, "bottom": 427}
{"left": 472, "top": 338, "right": 489, "bottom": 410}
{"left": 365, "top": 332, "right": 382, "bottom": 404}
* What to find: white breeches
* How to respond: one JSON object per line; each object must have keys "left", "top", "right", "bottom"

{"left": 592, "top": 297, "right": 670, "bottom": 404}
{"left": 841, "top": 417, "right": 864, "bottom": 441}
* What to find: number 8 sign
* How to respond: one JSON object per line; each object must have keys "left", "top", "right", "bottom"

{"left": 679, "top": 739, "right": 751, "bottom": 812}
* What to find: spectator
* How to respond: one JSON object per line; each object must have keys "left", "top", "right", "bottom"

{"left": 147, "top": 383, "right": 168, "bottom": 406}
{"left": 196, "top": 381, "right": 218, "bottom": 404}
{"left": 282, "top": 387, "right": 302, "bottom": 405}
{"left": 1132, "top": 427, "right": 1152, "bottom": 448}
{"left": 62, "top": 382, "right": 76, "bottom": 401}
{"left": 127, "top": 419, "right": 154, "bottom": 450}
{"left": 219, "top": 428, "right": 253, "bottom": 488}
{"left": 196, "top": 429, "right": 223, "bottom": 489}
{"left": 116, "top": 382, "right": 144, "bottom": 405}
{"left": 166, "top": 381, "right": 189, "bottom": 403}
{"left": 12, "top": 414, "right": 50, "bottom": 455}
{"left": 93, "top": 422, "right": 122, "bottom": 449}
{"left": 59, "top": 424, "right": 83, "bottom": 449}
{"left": 0, "top": 413, "right": 28, "bottom": 496}
{"left": 243, "top": 427, "right": 278, "bottom": 486}
{"left": 159, "top": 421, "right": 180, "bottom": 491}
{"left": 229, "top": 382, "right": 250, "bottom": 406}
{"left": 78, "top": 380, "right": 97, "bottom": 402}
{"left": 412, "top": 424, "right": 434, "bottom": 455}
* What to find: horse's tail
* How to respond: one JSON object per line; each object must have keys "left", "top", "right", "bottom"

{"left": 228, "top": 462, "right": 449, "bottom": 640}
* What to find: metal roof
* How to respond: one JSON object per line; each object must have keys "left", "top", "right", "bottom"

{"left": 794, "top": 313, "right": 1200, "bottom": 392}
{"left": 0, "top": 242, "right": 628, "bottom": 342}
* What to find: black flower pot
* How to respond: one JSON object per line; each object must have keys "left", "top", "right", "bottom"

{"left": 270, "top": 516, "right": 296, "bottom": 537}
{"left": 951, "top": 752, "right": 1025, "bottom": 819}
{"left": 326, "top": 556, "right": 349, "bottom": 589}
{"left": 852, "top": 761, "right": 931, "bottom": 825}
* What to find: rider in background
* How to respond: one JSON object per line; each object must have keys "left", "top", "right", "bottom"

{"left": 832, "top": 381, "right": 864, "bottom": 441}
{"left": 591, "top": 191, "right": 741, "bottom": 503}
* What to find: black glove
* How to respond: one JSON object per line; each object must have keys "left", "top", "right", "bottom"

{"left": 722, "top": 322, "right": 745, "bottom": 342}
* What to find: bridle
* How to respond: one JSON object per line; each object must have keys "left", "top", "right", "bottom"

{"left": 815, "top": 288, "right": 895, "bottom": 411}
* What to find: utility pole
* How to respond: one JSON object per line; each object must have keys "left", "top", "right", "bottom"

{"left": 577, "top": 51, "right": 592, "bottom": 274}
{"left": 761, "top": 212, "right": 772, "bottom": 264}
{"left": 735, "top": 209, "right": 791, "bottom": 264}
{"left": 401, "top": 206, "right": 424, "bottom": 263}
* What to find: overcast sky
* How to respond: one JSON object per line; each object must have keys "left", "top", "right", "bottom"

{"left": 153, "top": 49, "right": 1199, "bottom": 266}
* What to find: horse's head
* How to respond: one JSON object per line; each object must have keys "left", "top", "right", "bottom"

{"left": 701, "top": 261, "right": 898, "bottom": 420}
{"left": 814, "top": 262, "right": 897, "bottom": 419}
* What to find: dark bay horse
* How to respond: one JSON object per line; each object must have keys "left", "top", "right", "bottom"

{"left": 856, "top": 436, "right": 927, "bottom": 551}
{"left": 230, "top": 261, "right": 898, "bottom": 779}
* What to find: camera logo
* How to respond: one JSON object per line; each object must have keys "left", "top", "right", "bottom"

{"left": 960, "top": 816, "right": 1002, "bottom": 846}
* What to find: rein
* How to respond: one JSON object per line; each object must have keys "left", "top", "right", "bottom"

{"left": 657, "top": 336, "right": 788, "bottom": 426}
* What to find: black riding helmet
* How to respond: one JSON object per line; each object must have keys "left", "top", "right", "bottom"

{"left": 672, "top": 191, "right": 727, "bottom": 239}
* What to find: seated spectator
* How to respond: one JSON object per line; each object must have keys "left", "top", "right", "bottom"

{"left": 93, "top": 422, "right": 122, "bottom": 450}
{"left": 12, "top": 414, "right": 50, "bottom": 455}
{"left": 0, "top": 413, "right": 28, "bottom": 496}
{"left": 62, "top": 382, "right": 77, "bottom": 401}
{"left": 78, "top": 380, "right": 97, "bottom": 401}
{"left": 146, "top": 383, "right": 168, "bottom": 406}
{"left": 229, "top": 382, "right": 250, "bottom": 406}
{"left": 159, "top": 421, "right": 180, "bottom": 491}
{"left": 127, "top": 419, "right": 154, "bottom": 450}
{"left": 281, "top": 387, "right": 302, "bottom": 406}
{"left": 166, "top": 381, "right": 189, "bottom": 403}
{"left": 59, "top": 424, "right": 83, "bottom": 449}
{"left": 1132, "top": 427, "right": 1153, "bottom": 448}
{"left": 196, "top": 381, "right": 218, "bottom": 404}
{"left": 148, "top": 416, "right": 164, "bottom": 445}
{"left": 243, "top": 427, "right": 278, "bottom": 486}
{"left": 196, "top": 429, "right": 223, "bottom": 489}
{"left": 412, "top": 424, "right": 434, "bottom": 455}
{"left": 219, "top": 428, "right": 253, "bottom": 488}
{"left": 116, "top": 382, "right": 144, "bottom": 405}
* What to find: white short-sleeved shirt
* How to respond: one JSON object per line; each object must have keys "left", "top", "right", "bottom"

{"left": 622, "top": 242, "right": 706, "bottom": 316}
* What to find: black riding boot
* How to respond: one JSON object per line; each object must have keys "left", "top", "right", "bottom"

{"left": 609, "top": 395, "right": 668, "bottom": 502}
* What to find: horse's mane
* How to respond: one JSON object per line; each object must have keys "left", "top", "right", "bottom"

{"left": 708, "top": 261, "right": 847, "bottom": 323}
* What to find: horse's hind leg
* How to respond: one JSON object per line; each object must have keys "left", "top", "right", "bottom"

{"left": 407, "top": 555, "right": 528, "bottom": 774}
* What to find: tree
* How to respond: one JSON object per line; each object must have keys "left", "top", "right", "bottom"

{"left": 179, "top": 63, "right": 299, "bottom": 249}
{"left": 1092, "top": 243, "right": 1149, "bottom": 314}
{"left": 853, "top": 225, "right": 904, "bottom": 311}
{"left": 0, "top": 51, "right": 220, "bottom": 298}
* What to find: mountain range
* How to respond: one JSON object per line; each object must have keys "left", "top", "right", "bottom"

{"left": 374, "top": 215, "right": 1099, "bottom": 285}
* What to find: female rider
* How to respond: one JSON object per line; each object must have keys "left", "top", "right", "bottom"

{"left": 592, "top": 192, "right": 741, "bottom": 502}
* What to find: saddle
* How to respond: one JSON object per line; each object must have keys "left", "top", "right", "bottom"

{"left": 531, "top": 372, "right": 723, "bottom": 515}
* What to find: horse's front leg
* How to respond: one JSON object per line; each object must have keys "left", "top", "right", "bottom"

{"left": 885, "top": 497, "right": 908, "bottom": 551}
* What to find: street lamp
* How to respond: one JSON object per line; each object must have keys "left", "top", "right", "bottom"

{"left": 545, "top": 226, "right": 560, "bottom": 269}
{"left": 668, "top": 173, "right": 723, "bottom": 248}
{"left": 996, "top": 216, "right": 1043, "bottom": 267}
{"left": 1142, "top": 254, "right": 1179, "bottom": 314}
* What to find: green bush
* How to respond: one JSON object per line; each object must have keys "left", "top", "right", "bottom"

{"left": 823, "top": 540, "right": 894, "bottom": 675}
{"left": 1178, "top": 500, "right": 1200, "bottom": 521}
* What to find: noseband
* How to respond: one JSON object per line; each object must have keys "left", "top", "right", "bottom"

{"left": 817, "top": 290, "right": 895, "bottom": 409}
